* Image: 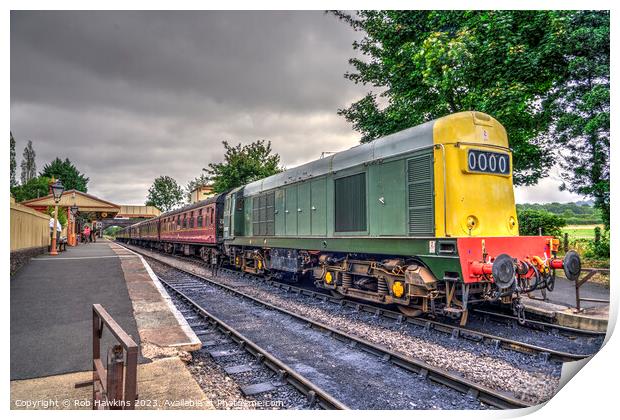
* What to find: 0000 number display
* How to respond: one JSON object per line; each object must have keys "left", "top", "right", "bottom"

{"left": 467, "top": 149, "right": 510, "bottom": 175}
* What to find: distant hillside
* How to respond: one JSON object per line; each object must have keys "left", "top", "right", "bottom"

{"left": 574, "top": 200, "right": 595, "bottom": 207}
{"left": 516, "top": 202, "right": 602, "bottom": 225}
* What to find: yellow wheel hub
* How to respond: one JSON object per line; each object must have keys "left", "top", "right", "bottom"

{"left": 392, "top": 281, "right": 405, "bottom": 298}
{"left": 257, "top": 260, "right": 262, "bottom": 270}
{"left": 324, "top": 272, "right": 333, "bottom": 284}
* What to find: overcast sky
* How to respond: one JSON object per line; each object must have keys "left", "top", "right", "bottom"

{"left": 10, "top": 10, "right": 583, "bottom": 205}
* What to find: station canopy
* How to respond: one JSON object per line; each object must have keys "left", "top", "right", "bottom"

{"left": 19, "top": 189, "right": 121, "bottom": 219}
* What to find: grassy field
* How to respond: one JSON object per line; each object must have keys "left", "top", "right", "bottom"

{"left": 561, "top": 224, "right": 604, "bottom": 239}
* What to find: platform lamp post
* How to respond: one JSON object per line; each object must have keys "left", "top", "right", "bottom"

{"left": 49, "top": 179, "right": 65, "bottom": 256}
{"left": 70, "top": 204, "right": 79, "bottom": 246}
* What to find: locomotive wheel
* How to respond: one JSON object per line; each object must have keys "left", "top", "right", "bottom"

{"left": 397, "top": 305, "right": 422, "bottom": 318}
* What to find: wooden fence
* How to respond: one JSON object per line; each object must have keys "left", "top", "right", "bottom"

{"left": 10, "top": 197, "right": 50, "bottom": 251}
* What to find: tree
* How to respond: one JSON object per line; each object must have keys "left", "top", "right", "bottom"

{"left": 40, "top": 158, "right": 90, "bottom": 192}
{"left": 333, "top": 11, "right": 572, "bottom": 186}
{"left": 10, "top": 132, "right": 17, "bottom": 187}
{"left": 204, "top": 140, "right": 282, "bottom": 193}
{"left": 185, "top": 174, "right": 211, "bottom": 202}
{"left": 46, "top": 205, "right": 67, "bottom": 228}
{"left": 553, "top": 11, "right": 610, "bottom": 228}
{"left": 103, "top": 225, "right": 124, "bottom": 238}
{"left": 11, "top": 176, "right": 53, "bottom": 202}
{"left": 145, "top": 176, "right": 184, "bottom": 212}
{"left": 20, "top": 140, "right": 37, "bottom": 184}
{"left": 517, "top": 209, "right": 566, "bottom": 237}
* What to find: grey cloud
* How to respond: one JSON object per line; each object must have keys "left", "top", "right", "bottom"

{"left": 11, "top": 10, "right": 580, "bottom": 206}
{"left": 11, "top": 11, "right": 362, "bottom": 114}
{"left": 11, "top": 11, "right": 366, "bottom": 204}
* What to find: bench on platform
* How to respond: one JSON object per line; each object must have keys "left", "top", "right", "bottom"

{"left": 48, "top": 236, "right": 68, "bottom": 253}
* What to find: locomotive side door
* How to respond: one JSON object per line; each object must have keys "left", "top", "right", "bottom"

{"left": 223, "top": 193, "right": 233, "bottom": 239}
{"left": 275, "top": 189, "right": 286, "bottom": 236}
{"left": 297, "top": 182, "right": 311, "bottom": 236}
{"left": 373, "top": 159, "right": 407, "bottom": 236}
{"left": 285, "top": 185, "right": 298, "bottom": 236}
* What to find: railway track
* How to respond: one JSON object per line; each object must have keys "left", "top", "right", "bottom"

{"left": 155, "top": 264, "right": 523, "bottom": 409}
{"left": 470, "top": 308, "right": 606, "bottom": 337}
{"left": 163, "top": 277, "right": 347, "bottom": 410}
{"left": 255, "top": 274, "right": 602, "bottom": 363}
{"left": 121, "top": 242, "right": 602, "bottom": 363}
{"left": 122, "top": 243, "right": 533, "bottom": 409}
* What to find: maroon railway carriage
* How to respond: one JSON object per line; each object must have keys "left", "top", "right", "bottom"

{"left": 155, "top": 194, "right": 225, "bottom": 260}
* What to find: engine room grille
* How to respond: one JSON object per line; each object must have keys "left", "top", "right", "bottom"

{"left": 407, "top": 154, "right": 435, "bottom": 236}
{"left": 334, "top": 172, "right": 367, "bottom": 232}
{"left": 252, "top": 191, "right": 275, "bottom": 236}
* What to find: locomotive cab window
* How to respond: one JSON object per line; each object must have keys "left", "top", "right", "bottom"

{"left": 334, "top": 172, "right": 367, "bottom": 232}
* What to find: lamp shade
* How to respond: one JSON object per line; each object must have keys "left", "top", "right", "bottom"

{"left": 70, "top": 204, "right": 79, "bottom": 216}
{"left": 51, "top": 179, "right": 65, "bottom": 202}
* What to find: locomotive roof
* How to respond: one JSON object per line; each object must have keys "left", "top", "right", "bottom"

{"left": 243, "top": 118, "right": 435, "bottom": 196}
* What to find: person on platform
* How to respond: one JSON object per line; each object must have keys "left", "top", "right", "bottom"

{"left": 49, "top": 214, "right": 62, "bottom": 250}
{"left": 90, "top": 225, "right": 97, "bottom": 243}
{"left": 83, "top": 224, "right": 91, "bottom": 243}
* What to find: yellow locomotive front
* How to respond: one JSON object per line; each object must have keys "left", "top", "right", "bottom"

{"left": 430, "top": 112, "right": 581, "bottom": 322}
{"left": 432, "top": 111, "right": 518, "bottom": 238}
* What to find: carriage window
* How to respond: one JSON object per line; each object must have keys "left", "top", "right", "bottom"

{"left": 197, "top": 209, "right": 203, "bottom": 227}
{"left": 210, "top": 207, "right": 214, "bottom": 225}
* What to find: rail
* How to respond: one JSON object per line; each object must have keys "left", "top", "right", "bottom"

{"left": 148, "top": 257, "right": 527, "bottom": 408}
{"left": 159, "top": 278, "right": 348, "bottom": 409}
{"left": 574, "top": 268, "right": 610, "bottom": 312}
{"left": 123, "top": 242, "right": 601, "bottom": 361}
{"left": 77, "top": 304, "right": 139, "bottom": 410}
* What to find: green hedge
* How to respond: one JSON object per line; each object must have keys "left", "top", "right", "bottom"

{"left": 517, "top": 209, "right": 566, "bottom": 237}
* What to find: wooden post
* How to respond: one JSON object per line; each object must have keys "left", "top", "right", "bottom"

{"left": 107, "top": 345, "right": 125, "bottom": 409}
{"left": 563, "top": 233, "right": 569, "bottom": 252}
{"left": 50, "top": 203, "right": 59, "bottom": 255}
{"left": 93, "top": 307, "right": 101, "bottom": 408}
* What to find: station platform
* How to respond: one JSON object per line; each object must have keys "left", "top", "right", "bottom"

{"left": 10, "top": 239, "right": 208, "bottom": 409}
{"left": 522, "top": 275, "right": 609, "bottom": 332}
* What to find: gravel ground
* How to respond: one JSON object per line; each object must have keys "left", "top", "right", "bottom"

{"left": 461, "top": 313, "right": 604, "bottom": 355}
{"left": 123, "top": 244, "right": 580, "bottom": 406}
{"left": 156, "top": 263, "right": 488, "bottom": 409}
{"left": 138, "top": 246, "right": 602, "bottom": 355}
{"left": 173, "top": 298, "right": 312, "bottom": 410}
{"left": 147, "top": 255, "right": 558, "bottom": 406}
